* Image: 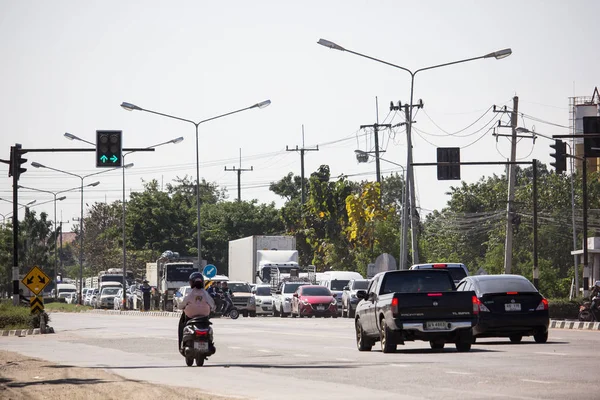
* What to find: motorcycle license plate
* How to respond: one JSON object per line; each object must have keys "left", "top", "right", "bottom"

{"left": 425, "top": 321, "right": 449, "bottom": 330}
{"left": 194, "top": 341, "right": 209, "bottom": 351}
{"left": 317, "top": 305, "right": 325, "bottom": 311}
{"left": 505, "top": 303, "right": 521, "bottom": 312}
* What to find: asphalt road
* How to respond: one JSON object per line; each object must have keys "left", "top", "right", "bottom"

{"left": 0, "top": 312, "right": 596, "bottom": 400}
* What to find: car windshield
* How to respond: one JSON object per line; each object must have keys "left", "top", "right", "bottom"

{"left": 102, "top": 288, "right": 120, "bottom": 296}
{"left": 283, "top": 283, "right": 305, "bottom": 293}
{"left": 166, "top": 264, "right": 198, "bottom": 282}
{"left": 330, "top": 279, "right": 349, "bottom": 291}
{"left": 381, "top": 271, "right": 454, "bottom": 294}
{"left": 301, "top": 287, "right": 331, "bottom": 296}
{"left": 58, "top": 292, "right": 71, "bottom": 298}
{"left": 255, "top": 286, "right": 271, "bottom": 296}
{"left": 101, "top": 275, "right": 123, "bottom": 283}
{"left": 478, "top": 278, "right": 537, "bottom": 294}
{"left": 58, "top": 288, "right": 76, "bottom": 293}
{"left": 353, "top": 280, "right": 369, "bottom": 290}
{"left": 228, "top": 283, "right": 252, "bottom": 293}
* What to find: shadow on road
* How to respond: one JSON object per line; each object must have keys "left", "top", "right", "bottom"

{"left": 476, "top": 340, "right": 569, "bottom": 346}
{"left": 5, "top": 377, "right": 109, "bottom": 388}
{"left": 376, "top": 347, "right": 499, "bottom": 354}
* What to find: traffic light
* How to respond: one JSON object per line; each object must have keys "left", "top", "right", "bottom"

{"left": 9, "top": 144, "right": 27, "bottom": 180}
{"left": 583, "top": 116, "right": 600, "bottom": 157}
{"left": 437, "top": 147, "right": 461, "bottom": 180}
{"left": 96, "top": 130, "right": 122, "bottom": 167}
{"left": 549, "top": 139, "right": 567, "bottom": 174}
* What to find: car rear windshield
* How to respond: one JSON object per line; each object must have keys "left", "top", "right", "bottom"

{"left": 353, "top": 280, "right": 369, "bottom": 290}
{"left": 477, "top": 278, "right": 537, "bottom": 294}
{"left": 330, "top": 279, "right": 349, "bottom": 291}
{"left": 301, "top": 287, "right": 331, "bottom": 296}
{"left": 255, "top": 287, "right": 271, "bottom": 296}
{"left": 283, "top": 283, "right": 306, "bottom": 293}
{"left": 166, "top": 264, "right": 198, "bottom": 282}
{"left": 381, "top": 271, "right": 454, "bottom": 294}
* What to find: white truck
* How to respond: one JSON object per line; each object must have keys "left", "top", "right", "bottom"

{"left": 228, "top": 235, "right": 297, "bottom": 284}
{"left": 146, "top": 251, "right": 200, "bottom": 311}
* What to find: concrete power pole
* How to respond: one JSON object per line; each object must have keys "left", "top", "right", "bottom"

{"left": 503, "top": 96, "right": 519, "bottom": 274}
{"left": 224, "top": 148, "right": 253, "bottom": 201}
{"left": 286, "top": 125, "right": 318, "bottom": 205}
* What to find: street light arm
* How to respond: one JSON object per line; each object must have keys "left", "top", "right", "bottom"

{"left": 131, "top": 107, "right": 197, "bottom": 126}
{"left": 414, "top": 55, "right": 487, "bottom": 76}
{"left": 123, "top": 137, "right": 184, "bottom": 157}
{"left": 35, "top": 164, "right": 82, "bottom": 180}
{"left": 82, "top": 164, "right": 131, "bottom": 180}
{"left": 64, "top": 133, "right": 95, "bottom": 147}
{"left": 342, "top": 48, "right": 413, "bottom": 76}
{"left": 17, "top": 185, "right": 55, "bottom": 196}
{"left": 198, "top": 104, "right": 259, "bottom": 125}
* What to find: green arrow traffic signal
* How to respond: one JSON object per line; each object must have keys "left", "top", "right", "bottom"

{"left": 100, "top": 155, "right": 108, "bottom": 163}
{"left": 110, "top": 155, "right": 118, "bottom": 163}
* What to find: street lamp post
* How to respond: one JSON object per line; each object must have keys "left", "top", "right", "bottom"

{"left": 30, "top": 162, "right": 131, "bottom": 304}
{"left": 319, "top": 38, "right": 511, "bottom": 267}
{"left": 355, "top": 150, "right": 407, "bottom": 269}
{"left": 121, "top": 100, "right": 271, "bottom": 265}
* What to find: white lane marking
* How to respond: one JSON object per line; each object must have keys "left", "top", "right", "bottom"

{"left": 522, "top": 379, "right": 554, "bottom": 384}
{"left": 534, "top": 352, "right": 568, "bottom": 356}
{"left": 389, "top": 364, "right": 410, "bottom": 367}
{"left": 228, "top": 346, "right": 241, "bottom": 350}
{"left": 294, "top": 354, "right": 309, "bottom": 357}
{"left": 445, "top": 371, "right": 473, "bottom": 375}
{"left": 335, "top": 358, "right": 355, "bottom": 362}
{"left": 257, "top": 349, "right": 273, "bottom": 353}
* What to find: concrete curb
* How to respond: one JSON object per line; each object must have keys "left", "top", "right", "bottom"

{"left": 550, "top": 320, "right": 600, "bottom": 330}
{"left": 0, "top": 328, "right": 41, "bottom": 337}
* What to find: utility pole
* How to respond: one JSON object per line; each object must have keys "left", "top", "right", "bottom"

{"left": 58, "top": 211, "right": 69, "bottom": 283}
{"left": 359, "top": 122, "right": 391, "bottom": 186}
{"left": 499, "top": 96, "right": 519, "bottom": 274}
{"left": 224, "top": 148, "right": 252, "bottom": 201}
{"left": 286, "top": 125, "right": 319, "bottom": 205}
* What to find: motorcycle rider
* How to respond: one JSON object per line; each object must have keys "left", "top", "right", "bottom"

{"left": 591, "top": 281, "right": 600, "bottom": 312}
{"left": 177, "top": 272, "right": 216, "bottom": 355}
{"left": 220, "top": 281, "right": 234, "bottom": 314}
{"left": 207, "top": 281, "right": 222, "bottom": 315}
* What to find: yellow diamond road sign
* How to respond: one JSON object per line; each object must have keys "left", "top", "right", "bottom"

{"left": 22, "top": 266, "right": 51, "bottom": 295}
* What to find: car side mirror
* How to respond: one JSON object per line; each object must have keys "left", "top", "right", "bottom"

{"left": 355, "top": 290, "right": 367, "bottom": 299}
{"left": 343, "top": 286, "right": 349, "bottom": 291}
{"left": 276, "top": 290, "right": 282, "bottom": 295}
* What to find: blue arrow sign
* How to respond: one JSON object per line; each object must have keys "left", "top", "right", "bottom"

{"left": 110, "top": 155, "right": 118, "bottom": 163}
{"left": 100, "top": 155, "right": 108, "bottom": 163}
{"left": 203, "top": 264, "right": 217, "bottom": 279}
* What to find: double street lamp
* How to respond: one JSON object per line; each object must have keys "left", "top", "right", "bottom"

{"left": 319, "top": 38, "right": 511, "bottom": 268}
{"left": 121, "top": 100, "right": 271, "bottom": 265}
{"left": 31, "top": 162, "right": 131, "bottom": 304}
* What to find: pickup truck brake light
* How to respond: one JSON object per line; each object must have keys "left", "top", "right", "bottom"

{"left": 391, "top": 297, "right": 398, "bottom": 315}
{"left": 432, "top": 264, "right": 447, "bottom": 268}
{"left": 427, "top": 293, "right": 443, "bottom": 297}
{"left": 535, "top": 298, "right": 549, "bottom": 311}
{"left": 506, "top": 291, "right": 518, "bottom": 295}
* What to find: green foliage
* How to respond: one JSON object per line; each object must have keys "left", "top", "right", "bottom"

{"left": 548, "top": 298, "right": 580, "bottom": 320}
{"left": 0, "top": 301, "right": 35, "bottom": 329}
{"left": 44, "top": 302, "right": 91, "bottom": 312}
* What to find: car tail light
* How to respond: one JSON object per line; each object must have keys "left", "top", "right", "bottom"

{"left": 473, "top": 296, "right": 490, "bottom": 313}
{"left": 391, "top": 297, "right": 398, "bottom": 315}
{"left": 506, "top": 291, "right": 518, "bottom": 295}
{"left": 433, "top": 264, "right": 447, "bottom": 268}
{"left": 195, "top": 329, "right": 209, "bottom": 336}
{"left": 536, "top": 298, "right": 549, "bottom": 311}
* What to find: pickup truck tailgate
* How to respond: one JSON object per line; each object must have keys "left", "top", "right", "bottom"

{"left": 394, "top": 291, "right": 475, "bottom": 320}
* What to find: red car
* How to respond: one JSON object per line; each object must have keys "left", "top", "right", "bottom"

{"left": 290, "top": 285, "right": 338, "bottom": 318}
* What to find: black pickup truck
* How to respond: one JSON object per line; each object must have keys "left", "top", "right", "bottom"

{"left": 354, "top": 269, "right": 477, "bottom": 353}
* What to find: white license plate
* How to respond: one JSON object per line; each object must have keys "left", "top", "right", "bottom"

{"left": 194, "top": 341, "right": 209, "bottom": 351}
{"left": 425, "top": 321, "right": 449, "bottom": 330}
{"left": 505, "top": 303, "right": 521, "bottom": 311}
{"left": 317, "top": 305, "right": 325, "bottom": 311}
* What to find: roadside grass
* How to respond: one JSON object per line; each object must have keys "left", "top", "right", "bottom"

{"left": 45, "top": 302, "right": 92, "bottom": 312}
{"left": 0, "top": 300, "right": 34, "bottom": 330}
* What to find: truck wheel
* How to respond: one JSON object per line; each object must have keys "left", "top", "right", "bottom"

{"left": 380, "top": 319, "right": 396, "bottom": 353}
{"left": 355, "top": 319, "right": 373, "bottom": 352}
{"left": 273, "top": 306, "right": 279, "bottom": 317}
{"left": 242, "top": 311, "right": 248, "bottom": 318}
{"left": 348, "top": 308, "right": 355, "bottom": 318}
{"left": 430, "top": 340, "right": 445, "bottom": 350}
{"left": 249, "top": 311, "right": 256, "bottom": 317}
{"left": 280, "top": 306, "right": 287, "bottom": 318}
{"left": 455, "top": 341, "right": 472, "bottom": 352}
{"left": 533, "top": 331, "right": 548, "bottom": 343}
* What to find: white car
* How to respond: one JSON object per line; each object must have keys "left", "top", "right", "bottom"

{"left": 173, "top": 285, "right": 192, "bottom": 312}
{"left": 64, "top": 292, "right": 78, "bottom": 304}
{"left": 272, "top": 281, "right": 309, "bottom": 317}
{"left": 252, "top": 285, "right": 273, "bottom": 315}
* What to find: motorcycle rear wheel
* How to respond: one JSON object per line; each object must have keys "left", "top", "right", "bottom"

{"left": 579, "top": 310, "right": 593, "bottom": 322}
{"left": 196, "top": 356, "right": 205, "bottom": 366}
{"left": 185, "top": 356, "right": 194, "bottom": 367}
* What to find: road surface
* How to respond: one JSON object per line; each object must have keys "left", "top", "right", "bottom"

{"left": 0, "top": 312, "right": 595, "bottom": 399}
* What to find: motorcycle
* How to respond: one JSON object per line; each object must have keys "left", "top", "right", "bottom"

{"left": 181, "top": 316, "right": 215, "bottom": 367}
{"left": 209, "top": 293, "right": 240, "bottom": 320}
{"left": 579, "top": 297, "right": 600, "bottom": 322}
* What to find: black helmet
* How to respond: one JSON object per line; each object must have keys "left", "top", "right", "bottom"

{"left": 189, "top": 272, "right": 204, "bottom": 289}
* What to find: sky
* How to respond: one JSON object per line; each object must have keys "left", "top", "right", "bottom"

{"left": 1, "top": 0, "right": 598, "bottom": 232}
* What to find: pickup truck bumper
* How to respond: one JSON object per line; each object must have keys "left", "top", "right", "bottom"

{"left": 390, "top": 319, "right": 475, "bottom": 342}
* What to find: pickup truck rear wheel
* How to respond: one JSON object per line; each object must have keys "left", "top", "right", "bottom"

{"left": 380, "top": 319, "right": 396, "bottom": 353}
{"left": 533, "top": 331, "right": 548, "bottom": 343}
{"left": 430, "top": 340, "right": 445, "bottom": 350}
{"left": 355, "top": 319, "right": 373, "bottom": 352}
{"left": 509, "top": 335, "right": 522, "bottom": 343}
